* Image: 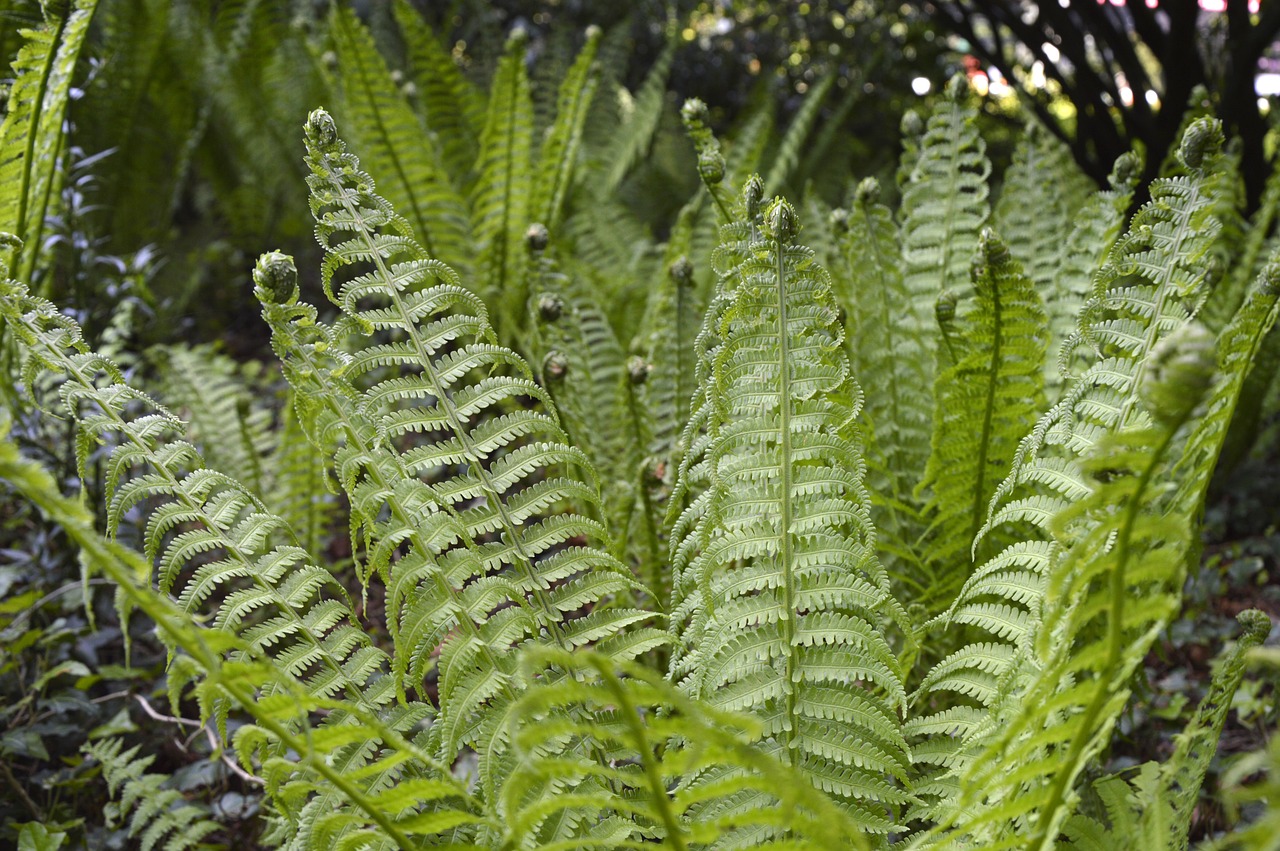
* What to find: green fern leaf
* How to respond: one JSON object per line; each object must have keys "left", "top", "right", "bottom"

{"left": 392, "top": 0, "right": 485, "bottom": 190}
{"left": 263, "top": 113, "right": 662, "bottom": 790}
{"left": 900, "top": 74, "right": 991, "bottom": 349}
{"left": 330, "top": 5, "right": 473, "bottom": 276}
{"left": 920, "top": 228, "right": 1047, "bottom": 602}
{"left": 0, "top": 264, "right": 474, "bottom": 849}
{"left": 473, "top": 29, "right": 535, "bottom": 339}
{"left": 0, "top": 0, "right": 97, "bottom": 284}
{"left": 83, "top": 739, "right": 221, "bottom": 851}
{"left": 671, "top": 195, "right": 912, "bottom": 829}
{"left": 920, "top": 327, "right": 1214, "bottom": 847}
{"left": 839, "top": 178, "right": 934, "bottom": 585}
{"left": 502, "top": 646, "right": 873, "bottom": 850}
{"left": 529, "top": 26, "right": 600, "bottom": 232}
{"left": 910, "top": 119, "right": 1227, "bottom": 802}
{"left": 1062, "top": 611, "right": 1271, "bottom": 851}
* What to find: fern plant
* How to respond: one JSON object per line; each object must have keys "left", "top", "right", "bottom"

{"left": 3, "top": 79, "right": 1280, "bottom": 851}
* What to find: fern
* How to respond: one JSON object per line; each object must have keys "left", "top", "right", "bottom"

{"left": 1050, "top": 151, "right": 1143, "bottom": 388}
{"left": 330, "top": 5, "right": 473, "bottom": 276}
{"left": 151, "top": 343, "right": 274, "bottom": 496}
{"left": 919, "top": 228, "right": 1047, "bottom": 605}
{"left": 670, "top": 195, "right": 913, "bottom": 834}
{"left": 83, "top": 738, "right": 222, "bottom": 851}
{"left": 922, "top": 340, "right": 1215, "bottom": 847}
{"left": 838, "top": 178, "right": 933, "bottom": 588}
{"left": 392, "top": 0, "right": 485, "bottom": 191}
{"left": 0, "top": 255, "right": 474, "bottom": 849}
{"left": 259, "top": 112, "right": 663, "bottom": 799}
{"left": 529, "top": 26, "right": 599, "bottom": 233}
{"left": 909, "top": 119, "right": 1228, "bottom": 803}
{"left": 0, "top": 0, "right": 97, "bottom": 285}
{"left": 503, "top": 646, "right": 873, "bottom": 850}
{"left": 994, "top": 122, "right": 1089, "bottom": 294}
{"left": 472, "top": 30, "right": 535, "bottom": 338}
{"left": 1061, "top": 610, "right": 1272, "bottom": 851}
{"left": 900, "top": 75, "right": 991, "bottom": 341}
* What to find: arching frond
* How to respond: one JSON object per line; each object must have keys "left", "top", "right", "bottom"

{"left": 261, "top": 112, "right": 662, "bottom": 792}
{"left": 392, "top": 0, "right": 485, "bottom": 190}
{"left": 1061, "top": 611, "right": 1271, "bottom": 851}
{"left": 900, "top": 74, "right": 991, "bottom": 353}
{"left": 0, "top": 259, "right": 471, "bottom": 850}
{"left": 909, "top": 119, "right": 1228, "bottom": 802}
{"left": 503, "top": 646, "right": 873, "bottom": 851}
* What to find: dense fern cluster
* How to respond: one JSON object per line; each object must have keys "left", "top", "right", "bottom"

{"left": 3, "top": 3, "right": 1280, "bottom": 849}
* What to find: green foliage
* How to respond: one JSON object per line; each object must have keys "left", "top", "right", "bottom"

{"left": 0, "top": 0, "right": 97, "bottom": 285}
{"left": 3, "top": 12, "right": 1280, "bottom": 849}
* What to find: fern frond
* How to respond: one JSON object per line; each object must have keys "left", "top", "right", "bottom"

{"left": 840, "top": 177, "right": 933, "bottom": 582}
{"left": 529, "top": 26, "right": 600, "bottom": 233}
{"left": 263, "top": 113, "right": 662, "bottom": 788}
{"left": 330, "top": 5, "right": 473, "bottom": 276}
{"left": 269, "top": 392, "right": 339, "bottom": 561}
{"left": 900, "top": 75, "right": 991, "bottom": 344}
{"left": 598, "top": 27, "right": 676, "bottom": 194}
{"left": 761, "top": 73, "right": 835, "bottom": 200}
{"left": 392, "top": 0, "right": 485, "bottom": 190}
{"left": 994, "top": 122, "right": 1089, "bottom": 295}
{"left": 910, "top": 119, "right": 1227, "bottom": 797}
{"left": 502, "top": 646, "right": 872, "bottom": 850}
{"left": 920, "top": 228, "right": 1047, "bottom": 605}
{"left": 84, "top": 738, "right": 221, "bottom": 851}
{"left": 671, "top": 196, "right": 912, "bottom": 829}
{"left": 1061, "top": 610, "right": 1271, "bottom": 851}
{"left": 472, "top": 29, "right": 535, "bottom": 339}
{"left": 0, "top": 272, "right": 475, "bottom": 849}
{"left": 1050, "top": 151, "right": 1143, "bottom": 389}
{"left": 0, "top": 0, "right": 97, "bottom": 284}
{"left": 151, "top": 343, "right": 273, "bottom": 496}
{"left": 920, "top": 325, "right": 1217, "bottom": 848}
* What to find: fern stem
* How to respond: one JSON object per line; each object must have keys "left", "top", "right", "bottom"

{"left": 774, "top": 232, "right": 800, "bottom": 770}
{"left": 970, "top": 266, "right": 1002, "bottom": 549}
{"left": 1031, "top": 418, "right": 1183, "bottom": 850}
{"left": 588, "top": 656, "right": 689, "bottom": 851}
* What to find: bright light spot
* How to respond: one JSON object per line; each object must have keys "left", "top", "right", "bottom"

{"left": 1145, "top": 89, "right": 1160, "bottom": 107}
{"left": 1260, "top": 98, "right": 1271, "bottom": 116}
{"left": 972, "top": 72, "right": 989, "bottom": 97}
{"left": 1199, "top": 0, "right": 1260, "bottom": 10}
{"left": 1043, "top": 42, "right": 1060, "bottom": 63}
{"left": 1031, "top": 61, "right": 1046, "bottom": 90}
{"left": 987, "top": 67, "right": 1010, "bottom": 97}
{"left": 1257, "top": 73, "right": 1280, "bottom": 97}
{"left": 912, "top": 77, "right": 932, "bottom": 96}
{"left": 1119, "top": 85, "right": 1134, "bottom": 107}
